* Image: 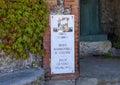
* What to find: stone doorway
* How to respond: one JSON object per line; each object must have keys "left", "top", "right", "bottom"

{"left": 79, "top": 0, "right": 111, "bottom": 56}
{"left": 80, "top": 0, "right": 107, "bottom": 42}
{"left": 79, "top": 0, "right": 120, "bottom": 82}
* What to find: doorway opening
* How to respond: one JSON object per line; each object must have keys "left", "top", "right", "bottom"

{"left": 79, "top": 0, "right": 120, "bottom": 80}
{"left": 80, "top": 0, "right": 107, "bottom": 41}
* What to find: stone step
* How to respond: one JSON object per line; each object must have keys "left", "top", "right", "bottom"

{"left": 0, "top": 68, "right": 44, "bottom": 85}
{"left": 80, "top": 41, "right": 111, "bottom": 55}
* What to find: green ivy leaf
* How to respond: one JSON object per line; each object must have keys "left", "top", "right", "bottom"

{"left": 0, "top": 0, "right": 49, "bottom": 59}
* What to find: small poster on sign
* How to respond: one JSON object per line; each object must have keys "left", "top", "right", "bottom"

{"left": 50, "top": 15, "right": 75, "bottom": 74}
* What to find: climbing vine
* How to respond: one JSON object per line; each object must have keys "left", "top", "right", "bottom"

{"left": 0, "top": 0, "right": 49, "bottom": 59}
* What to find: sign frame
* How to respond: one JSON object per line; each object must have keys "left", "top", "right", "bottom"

{"left": 50, "top": 15, "right": 75, "bottom": 74}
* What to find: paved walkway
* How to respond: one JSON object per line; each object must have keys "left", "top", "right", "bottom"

{"left": 1, "top": 56, "right": 120, "bottom": 85}
{"left": 80, "top": 56, "right": 120, "bottom": 79}
{"left": 45, "top": 56, "right": 120, "bottom": 85}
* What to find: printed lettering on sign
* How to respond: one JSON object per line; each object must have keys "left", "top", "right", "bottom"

{"left": 51, "top": 15, "right": 74, "bottom": 74}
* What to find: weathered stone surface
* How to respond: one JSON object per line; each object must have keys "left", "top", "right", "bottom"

{"left": 100, "top": 0, "right": 120, "bottom": 40}
{"left": 45, "top": 78, "right": 120, "bottom": 85}
{"left": 51, "top": 6, "right": 64, "bottom": 14}
{"left": 50, "top": 0, "right": 71, "bottom": 15}
{"left": 76, "top": 77, "right": 120, "bottom": 85}
{"left": 57, "top": 0, "right": 64, "bottom": 6}
{"left": 45, "top": 80, "right": 75, "bottom": 85}
{"left": 64, "top": 6, "right": 71, "bottom": 14}
{"left": 76, "top": 78, "right": 98, "bottom": 85}
{"left": 80, "top": 41, "right": 112, "bottom": 55}
{"left": 0, "top": 68, "right": 44, "bottom": 85}
{"left": 110, "top": 48, "right": 120, "bottom": 56}
{"left": 0, "top": 51, "right": 42, "bottom": 73}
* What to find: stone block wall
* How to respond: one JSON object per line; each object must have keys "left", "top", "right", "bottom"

{"left": 114, "top": 0, "right": 120, "bottom": 39}
{"left": 100, "top": 0, "right": 120, "bottom": 40}
{"left": 43, "top": 0, "right": 79, "bottom": 80}
{"left": 0, "top": 51, "right": 42, "bottom": 73}
{"left": 100, "top": 0, "right": 115, "bottom": 34}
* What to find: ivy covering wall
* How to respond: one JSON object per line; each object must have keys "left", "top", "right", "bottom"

{"left": 0, "top": 0, "right": 49, "bottom": 59}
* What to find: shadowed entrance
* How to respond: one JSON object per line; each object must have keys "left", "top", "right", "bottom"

{"left": 80, "top": 0, "right": 107, "bottom": 41}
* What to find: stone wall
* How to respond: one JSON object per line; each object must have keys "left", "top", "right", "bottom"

{"left": 43, "top": 0, "right": 79, "bottom": 80}
{"left": 0, "top": 51, "right": 42, "bottom": 73}
{"left": 114, "top": 0, "right": 120, "bottom": 39}
{"left": 100, "top": 0, "right": 120, "bottom": 40}
{"left": 100, "top": 0, "right": 114, "bottom": 34}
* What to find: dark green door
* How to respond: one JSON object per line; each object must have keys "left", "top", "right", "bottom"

{"left": 80, "top": 0, "right": 107, "bottom": 41}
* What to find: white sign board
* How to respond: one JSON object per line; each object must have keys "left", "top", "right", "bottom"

{"left": 51, "top": 15, "right": 75, "bottom": 74}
